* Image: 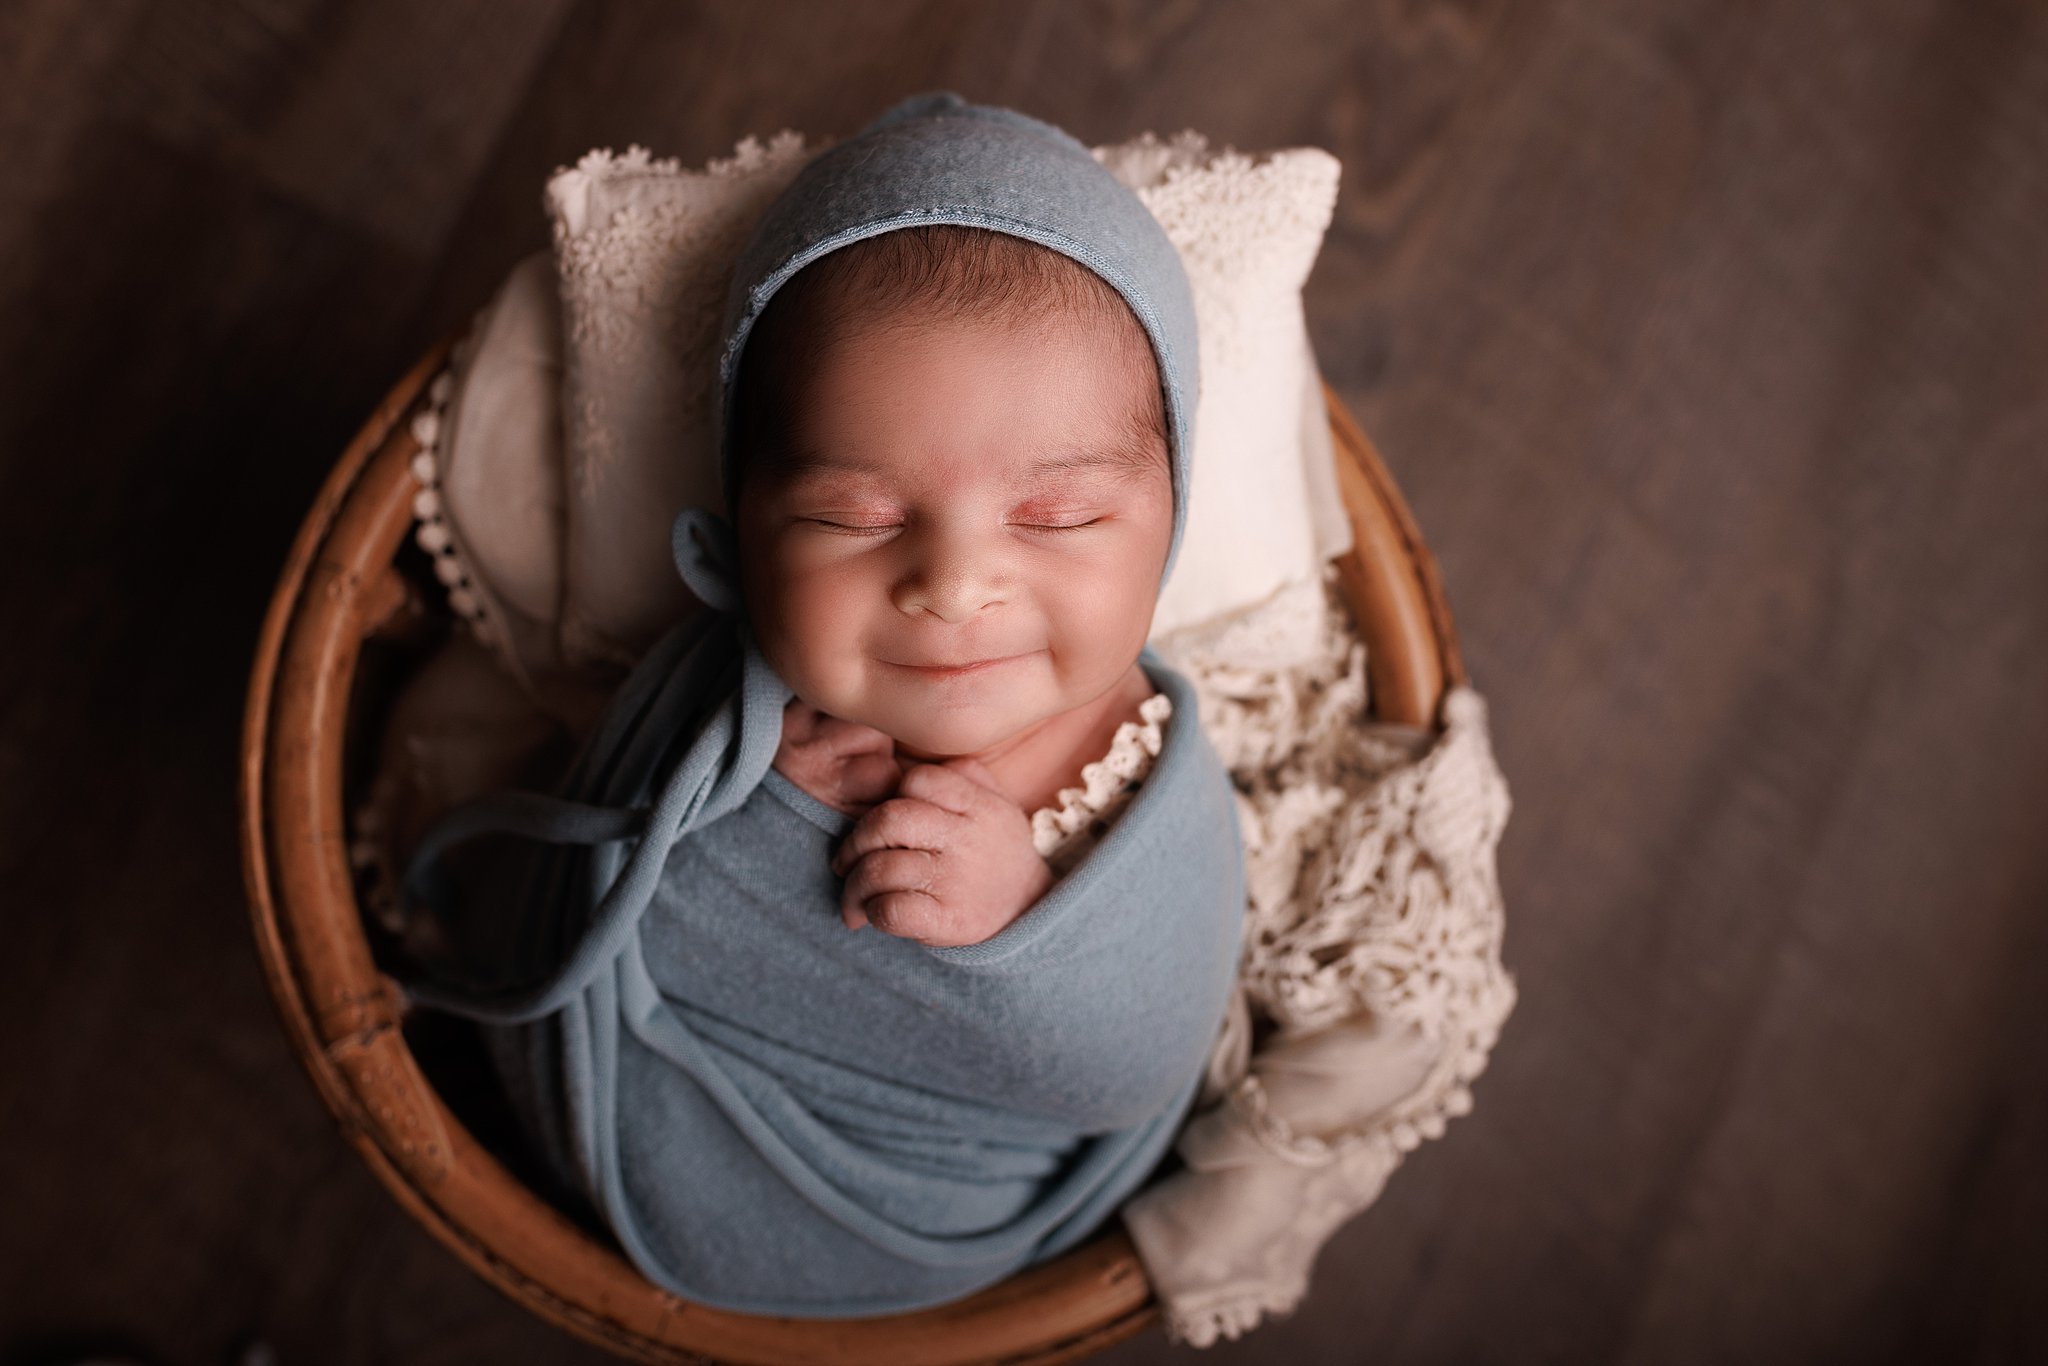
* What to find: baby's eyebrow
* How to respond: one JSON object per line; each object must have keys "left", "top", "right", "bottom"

{"left": 770, "top": 450, "right": 881, "bottom": 479}
{"left": 1023, "top": 445, "right": 1163, "bottom": 481}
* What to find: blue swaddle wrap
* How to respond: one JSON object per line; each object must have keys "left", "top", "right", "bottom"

{"left": 403, "top": 92, "right": 1247, "bottom": 1317}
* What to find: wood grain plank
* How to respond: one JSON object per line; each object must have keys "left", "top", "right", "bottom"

{"left": 3, "top": 0, "right": 2046, "bottom": 1361}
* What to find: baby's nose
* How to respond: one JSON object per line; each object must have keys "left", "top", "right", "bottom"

{"left": 890, "top": 528, "right": 1007, "bottom": 623}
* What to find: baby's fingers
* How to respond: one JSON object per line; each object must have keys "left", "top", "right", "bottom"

{"left": 840, "top": 848, "right": 941, "bottom": 934}
{"left": 900, "top": 758, "right": 1027, "bottom": 817}
{"left": 835, "top": 750, "right": 904, "bottom": 810}
{"left": 938, "top": 756, "right": 1006, "bottom": 799}
{"left": 858, "top": 891, "right": 948, "bottom": 941}
{"left": 831, "top": 797, "right": 954, "bottom": 876}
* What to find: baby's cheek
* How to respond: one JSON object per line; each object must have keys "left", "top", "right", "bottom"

{"left": 761, "top": 569, "right": 873, "bottom": 700}
{"left": 1049, "top": 566, "right": 1152, "bottom": 676}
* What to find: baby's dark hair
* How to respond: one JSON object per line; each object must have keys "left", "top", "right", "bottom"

{"left": 727, "top": 225, "right": 1169, "bottom": 495}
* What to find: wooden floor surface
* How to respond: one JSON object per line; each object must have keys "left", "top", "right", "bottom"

{"left": 2, "top": 2, "right": 2044, "bottom": 1362}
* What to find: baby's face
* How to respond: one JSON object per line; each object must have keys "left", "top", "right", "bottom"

{"left": 735, "top": 305, "right": 1172, "bottom": 760}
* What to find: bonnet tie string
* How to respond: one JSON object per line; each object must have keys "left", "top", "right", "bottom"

{"left": 396, "top": 504, "right": 783, "bottom": 1024}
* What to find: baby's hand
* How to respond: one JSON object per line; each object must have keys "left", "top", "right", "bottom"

{"left": 773, "top": 700, "right": 903, "bottom": 816}
{"left": 828, "top": 758, "right": 1055, "bottom": 947}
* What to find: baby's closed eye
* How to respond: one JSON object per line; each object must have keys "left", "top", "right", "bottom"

{"left": 1003, "top": 497, "right": 1105, "bottom": 528}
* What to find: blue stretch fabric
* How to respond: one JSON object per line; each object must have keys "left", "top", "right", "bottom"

{"left": 402, "top": 92, "right": 1247, "bottom": 1317}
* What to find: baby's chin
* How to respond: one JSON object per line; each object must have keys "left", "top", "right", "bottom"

{"left": 782, "top": 658, "right": 1067, "bottom": 759}
{"left": 795, "top": 681, "right": 1045, "bottom": 760}
{"left": 865, "top": 709, "right": 1028, "bottom": 762}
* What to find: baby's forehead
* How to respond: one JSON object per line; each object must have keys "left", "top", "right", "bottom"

{"left": 729, "top": 225, "right": 1170, "bottom": 499}
{"left": 794, "top": 311, "right": 1160, "bottom": 447}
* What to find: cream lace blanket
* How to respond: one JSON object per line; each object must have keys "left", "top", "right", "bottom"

{"left": 1136, "top": 573, "right": 1516, "bottom": 1346}
{"left": 1019, "top": 622, "right": 1517, "bottom": 1334}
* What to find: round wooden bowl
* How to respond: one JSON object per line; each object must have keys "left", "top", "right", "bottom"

{"left": 239, "top": 338, "right": 1465, "bottom": 1366}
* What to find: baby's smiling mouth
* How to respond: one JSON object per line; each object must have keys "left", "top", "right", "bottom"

{"left": 883, "top": 651, "right": 1033, "bottom": 678}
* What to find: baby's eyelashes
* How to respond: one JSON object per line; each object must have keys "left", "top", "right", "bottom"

{"left": 807, "top": 518, "right": 901, "bottom": 536}
{"left": 794, "top": 509, "right": 1114, "bottom": 536}
{"left": 1007, "top": 497, "right": 1099, "bottom": 521}
{"left": 1012, "top": 518, "right": 1104, "bottom": 535}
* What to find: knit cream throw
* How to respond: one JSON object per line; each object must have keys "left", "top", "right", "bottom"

{"left": 1133, "top": 570, "right": 1517, "bottom": 1346}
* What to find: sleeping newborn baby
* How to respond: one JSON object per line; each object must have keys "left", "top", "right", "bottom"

{"left": 404, "top": 93, "right": 1246, "bottom": 1318}
{"left": 741, "top": 222, "right": 1181, "bottom": 939}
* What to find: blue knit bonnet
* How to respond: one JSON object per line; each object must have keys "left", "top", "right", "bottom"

{"left": 674, "top": 92, "right": 1200, "bottom": 607}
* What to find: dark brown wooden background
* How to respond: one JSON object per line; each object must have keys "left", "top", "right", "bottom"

{"left": 3, "top": 2, "right": 2044, "bottom": 1363}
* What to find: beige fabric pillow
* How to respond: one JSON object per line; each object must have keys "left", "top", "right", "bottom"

{"left": 428, "top": 252, "right": 565, "bottom": 684}
{"left": 547, "top": 136, "right": 816, "bottom": 668}
{"left": 433, "top": 126, "right": 1353, "bottom": 681}
{"left": 1095, "top": 134, "right": 1352, "bottom": 653}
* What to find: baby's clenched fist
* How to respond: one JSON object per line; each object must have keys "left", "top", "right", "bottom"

{"left": 829, "top": 758, "right": 1055, "bottom": 948}
{"left": 773, "top": 699, "right": 903, "bottom": 816}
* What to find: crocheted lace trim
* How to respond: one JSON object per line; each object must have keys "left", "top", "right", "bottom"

{"left": 1027, "top": 691, "right": 1174, "bottom": 874}
{"left": 406, "top": 351, "right": 504, "bottom": 641}
{"left": 353, "top": 354, "right": 498, "bottom": 930}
